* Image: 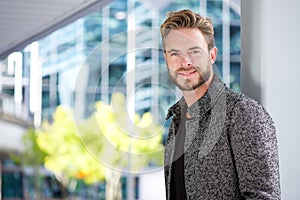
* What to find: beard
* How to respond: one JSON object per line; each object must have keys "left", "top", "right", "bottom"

{"left": 168, "top": 65, "right": 212, "bottom": 91}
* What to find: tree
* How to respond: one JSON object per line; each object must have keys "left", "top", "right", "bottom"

{"left": 35, "top": 92, "right": 164, "bottom": 199}
{"left": 36, "top": 105, "right": 106, "bottom": 197}
{"left": 87, "top": 92, "right": 165, "bottom": 199}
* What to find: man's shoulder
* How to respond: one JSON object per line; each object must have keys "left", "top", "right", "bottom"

{"left": 224, "top": 87, "right": 261, "bottom": 109}
{"left": 224, "top": 87, "right": 274, "bottom": 124}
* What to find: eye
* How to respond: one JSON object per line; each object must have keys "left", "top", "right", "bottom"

{"left": 170, "top": 52, "right": 179, "bottom": 56}
{"left": 190, "top": 50, "right": 201, "bottom": 54}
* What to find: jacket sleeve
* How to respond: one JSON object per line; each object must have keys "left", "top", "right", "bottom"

{"left": 229, "top": 98, "right": 281, "bottom": 199}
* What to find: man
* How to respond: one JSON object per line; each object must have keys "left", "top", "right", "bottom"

{"left": 160, "top": 9, "right": 280, "bottom": 199}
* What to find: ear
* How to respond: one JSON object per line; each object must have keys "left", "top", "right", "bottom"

{"left": 210, "top": 47, "right": 218, "bottom": 64}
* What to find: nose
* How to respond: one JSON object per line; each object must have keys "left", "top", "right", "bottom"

{"left": 180, "top": 53, "right": 192, "bottom": 66}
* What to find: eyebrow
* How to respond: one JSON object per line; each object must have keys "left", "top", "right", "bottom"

{"left": 166, "top": 46, "right": 204, "bottom": 53}
{"left": 166, "top": 49, "right": 180, "bottom": 53}
{"left": 188, "top": 46, "right": 204, "bottom": 51}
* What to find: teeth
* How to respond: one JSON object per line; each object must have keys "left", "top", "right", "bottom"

{"left": 180, "top": 71, "right": 193, "bottom": 75}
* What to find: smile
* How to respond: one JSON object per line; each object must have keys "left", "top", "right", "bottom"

{"left": 178, "top": 70, "right": 197, "bottom": 77}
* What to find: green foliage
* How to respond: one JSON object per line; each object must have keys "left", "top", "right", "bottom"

{"left": 92, "top": 92, "right": 165, "bottom": 171}
{"left": 11, "top": 127, "right": 47, "bottom": 166}
{"left": 24, "top": 92, "right": 164, "bottom": 187}
{"left": 36, "top": 106, "right": 106, "bottom": 185}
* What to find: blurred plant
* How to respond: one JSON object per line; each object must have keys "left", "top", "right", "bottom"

{"left": 36, "top": 105, "right": 106, "bottom": 197}
{"left": 90, "top": 92, "right": 165, "bottom": 199}
{"left": 10, "top": 127, "right": 48, "bottom": 199}
{"left": 32, "top": 92, "right": 164, "bottom": 199}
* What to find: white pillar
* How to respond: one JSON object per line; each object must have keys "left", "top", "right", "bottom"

{"left": 126, "top": 1, "right": 136, "bottom": 199}
{"left": 29, "top": 42, "right": 42, "bottom": 127}
{"left": 241, "top": 0, "right": 300, "bottom": 199}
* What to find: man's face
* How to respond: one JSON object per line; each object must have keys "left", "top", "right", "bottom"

{"left": 163, "top": 28, "right": 217, "bottom": 91}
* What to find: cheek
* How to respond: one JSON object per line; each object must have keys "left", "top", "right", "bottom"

{"left": 192, "top": 58, "right": 205, "bottom": 67}
{"left": 166, "top": 59, "right": 180, "bottom": 69}
{"left": 194, "top": 55, "right": 211, "bottom": 66}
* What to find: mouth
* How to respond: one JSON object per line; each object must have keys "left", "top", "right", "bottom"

{"left": 178, "top": 70, "right": 197, "bottom": 78}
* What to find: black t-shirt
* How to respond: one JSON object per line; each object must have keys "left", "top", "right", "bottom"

{"left": 170, "top": 113, "right": 187, "bottom": 200}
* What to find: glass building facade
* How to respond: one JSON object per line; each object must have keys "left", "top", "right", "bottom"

{"left": 0, "top": 0, "right": 240, "bottom": 198}
{"left": 38, "top": 0, "right": 241, "bottom": 124}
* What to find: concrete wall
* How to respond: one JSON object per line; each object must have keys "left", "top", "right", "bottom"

{"left": 0, "top": 119, "right": 26, "bottom": 152}
{"left": 241, "top": 0, "right": 300, "bottom": 199}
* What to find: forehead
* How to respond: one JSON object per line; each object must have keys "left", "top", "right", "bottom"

{"left": 164, "top": 28, "right": 208, "bottom": 50}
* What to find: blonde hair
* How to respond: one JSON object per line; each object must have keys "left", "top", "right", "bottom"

{"left": 160, "top": 9, "right": 215, "bottom": 50}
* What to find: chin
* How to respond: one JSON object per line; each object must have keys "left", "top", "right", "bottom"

{"left": 177, "top": 80, "right": 205, "bottom": 91}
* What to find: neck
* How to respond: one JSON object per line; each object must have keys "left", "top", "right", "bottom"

{"left": 182, "top": 74, "right": 214, "bottom": 107}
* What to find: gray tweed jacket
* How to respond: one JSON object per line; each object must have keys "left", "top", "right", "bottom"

{"left": 164, "top": 75, "right": 281, "bottom": 199}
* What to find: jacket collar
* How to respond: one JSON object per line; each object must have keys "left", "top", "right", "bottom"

{"left": 166, "top": 74, "right": 226, "bottom": 120}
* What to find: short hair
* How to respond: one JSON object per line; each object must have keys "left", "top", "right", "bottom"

{"left": 160, "top": 9, "right": 215, "bottom": 51}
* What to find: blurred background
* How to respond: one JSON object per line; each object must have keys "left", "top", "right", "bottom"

{"left": 0, "top": 0, "right": 299, "bottom": 199}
